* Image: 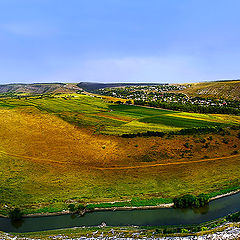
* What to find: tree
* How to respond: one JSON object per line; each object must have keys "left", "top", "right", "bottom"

{"left": 9, "top": 208, "right": 23, "bottom": 220}
{"left": 173, "top": 193, "right": 209, "bottom": 208}
{"left": 68, "top": 203, "right": 76, "bottom": 212}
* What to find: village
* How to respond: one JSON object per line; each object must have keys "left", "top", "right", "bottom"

{"left": 96, "top": 84, "right": 240, "bottom": 110}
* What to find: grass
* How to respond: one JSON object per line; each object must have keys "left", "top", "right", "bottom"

{"left": 0, "top": 94, "right": 237, "bottom": 135}
{"left": 0, "top": 94, "right": 239, "bottom": 214}
{"left": 87, "top": 197, "right": 172, "bottom": 209}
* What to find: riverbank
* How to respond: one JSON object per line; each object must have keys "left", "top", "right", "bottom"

{"left": 209, "top": 189, "right": 240, "bottom": 201}
{"left": 0, "top": 195, "right": 239, "bottom": 234}
{"left": 22, "top": 188, "right": 240, "bottom": 218}
{"left": 0, "top": 188, "right": 239, "bottom": 218}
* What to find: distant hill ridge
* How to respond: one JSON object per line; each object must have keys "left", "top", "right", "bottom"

{"left": 0, "top": 83, "right": 81, "bottom": 95}
{"left": 0, "top": 80, "right": 239, "bottom": 100}
{"left": 77, "top": 82, "right": 165, "bottom": 91}
{"left": 180, "top": 80, "right": 240, "bottom": 100}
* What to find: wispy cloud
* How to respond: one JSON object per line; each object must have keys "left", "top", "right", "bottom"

{"left": 41, "top": 55, "right": 210, "bottom": 83}
{"left": 0, "top": 22, "right": 58, "bottom": 37}
{"left": 1, "top": 54, "right": 239, "bottom": 84}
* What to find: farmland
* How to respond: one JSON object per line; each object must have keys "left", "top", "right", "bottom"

{"left": 0, "top": 94, "right": 239, "bottom": 215}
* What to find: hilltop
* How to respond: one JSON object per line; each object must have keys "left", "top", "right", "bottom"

{"left": 77, "top": 82, "right": 164, "bottom": 91}
{"left": 178, "top": 80, "right": 240, "bottom": 100}
{"left": 0, "top": 83, "right": 81, "bottom": 96}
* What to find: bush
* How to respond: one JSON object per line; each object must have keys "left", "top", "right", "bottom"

{"left": 184, "top": 142, "right": 189, "bottom": 148}
{"left": 173, "top": 194, "right": 197, "bottom": 208}
{"left": 68, "top": 203, "right": 76, "bottom": 212}
{"left": 231, "top": 150, "right": 238, "bottom": 155}
{"left": 199, "top": 138, "right": 206, "bottom": 143}
{"left": 85, "top": 205, "right": 95, "bottom": 211}
{"left": 181, "top": 228, "right": 189, "bottom": 233}
{"left": 76, "top": 204, "right": 85, "bottom": 212}
{"left": 238, "top": 132, "right": 240, "bottom": 139}
{"left": 196, "top": 193, "right": 210, "bottom": 207}
{"left": 9, "top": 208, "right": 23, "bottom": 220}
{"left": 173, "top": 193, "right": 209, "bottom": 208}
{"left": 226, "top": 212, "right": 240, "bottom": 222}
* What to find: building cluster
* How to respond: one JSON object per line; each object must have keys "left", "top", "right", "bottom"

{"left": 97, "top": 85, "right": 240, "bottom": 109}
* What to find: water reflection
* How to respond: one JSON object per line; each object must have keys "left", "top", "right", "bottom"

{"left": 70, "top": 214, "right": 77, "bottom": 219}
{"left": 192, "top": 204, "right": 209, "bottom": 214}
{"left": 11, "top": 219, "right": 24, "bottom": 229}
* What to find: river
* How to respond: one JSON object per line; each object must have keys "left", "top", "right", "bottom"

{"left": 0, "top": 192, "right": 239, "bottom": 233}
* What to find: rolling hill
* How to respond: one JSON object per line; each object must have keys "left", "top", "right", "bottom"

{"left": 0, "top": 83, "right": 81, "bottom": 95}
{"left": 179, "top": 80, "right": 240, "bottom": 100}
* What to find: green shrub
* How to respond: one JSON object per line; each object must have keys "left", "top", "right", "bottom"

{"left": 9, "top": 208, "right": 23, "bottom": 220}
{"left": 184, "top": 142, "right": 189, "bottom": 148}
{"left": 237, "top": 132, "right": 240, "bottom": 139}
{"left": 76, "top": 204, "right": 85, "bottom": 212}
{"left": 85, "top": 205, "right": 95, "bottom": 211}
{"left": 68, "top": 203, "right": 76, "bottom": 212}
{"left": 226, "top": 212, "right": 240, "bottom": 222}
{"left": 173, "top": 193, "right": 209, "bottom": 208}
{"left": 196, "top": 193, "right": 210, "bottom": 207}
{"left": 173, "top": 194, "right": 197, "bottom": 208}
{"left": 181, "top": 228, "right": 189, "bottom": 233}
{"left": 201, "top": 226, "right": 208, "bottom": 231}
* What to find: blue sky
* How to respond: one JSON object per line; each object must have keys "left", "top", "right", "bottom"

{"left": 0, "top": 0, "right": 240, "bottom": 84}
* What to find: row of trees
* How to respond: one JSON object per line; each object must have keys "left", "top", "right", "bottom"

{"left": 121, "top": 126, "right": 224, "bottom": 138}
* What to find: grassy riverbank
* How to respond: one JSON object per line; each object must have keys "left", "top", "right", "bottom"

{"left": 0, "top": 186, "right": 239, "bottom": 217}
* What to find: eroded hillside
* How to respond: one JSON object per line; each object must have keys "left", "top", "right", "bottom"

{"left": 179, "top": 80, "right": 240, "bottom": 100}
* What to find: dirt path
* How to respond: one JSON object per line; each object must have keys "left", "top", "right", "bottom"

{"left": 0, "top": 150, "right": 239, "bottom": 170}
{"left": 95, "top": 153, "right": 240, "bottom": 170}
